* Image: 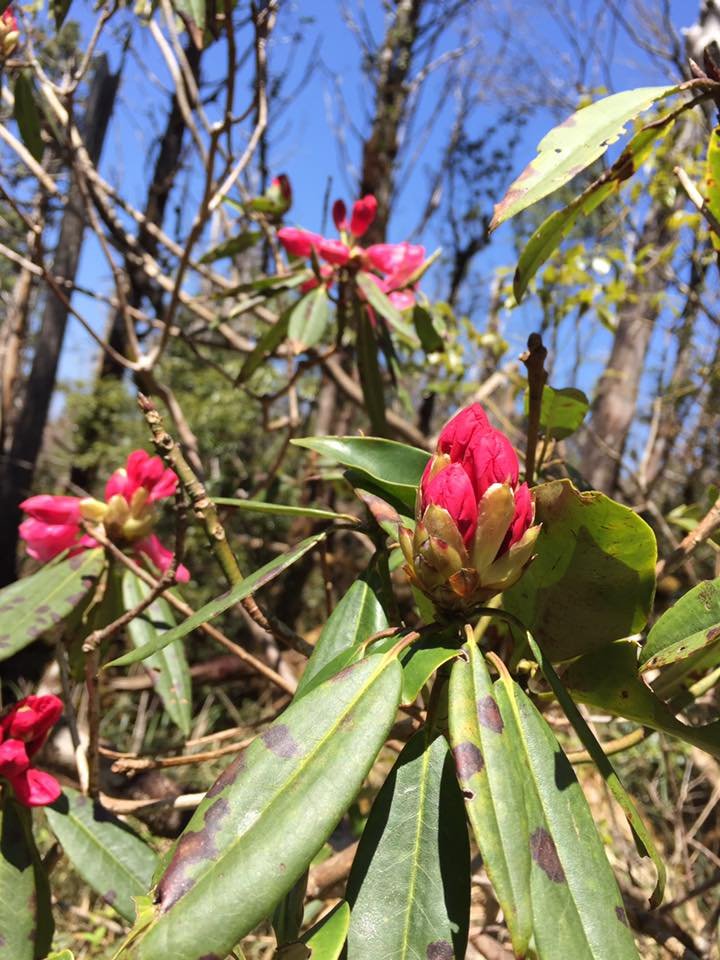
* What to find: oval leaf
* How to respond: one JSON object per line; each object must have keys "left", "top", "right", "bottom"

{"left": 121, "top": 572, "right": 193, "bottom": 737}
{"left": 45, "top": 788, "right": 157, "bottom": 922}
{"left": 0, "top": 549, "right": 105, "bottom": 662}
{"left": 107, "top": 534, "right": 324, "bottom": 667}
{"left": 121, "top": 654, "right": 402, "bottom": 960}
{"left": 503, "top": 479, "right": 656, "bottom": 661}
{"left": 288, "top": 286, "right": 330, "bottom": 348}
{"left": 346, "top": 729, "right": 470, "bottom": 960}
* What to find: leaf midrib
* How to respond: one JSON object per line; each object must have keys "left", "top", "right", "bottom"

{"left": 398, "top": 733, "right": 433, "bottom": 960}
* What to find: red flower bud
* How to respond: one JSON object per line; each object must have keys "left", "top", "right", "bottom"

{"left": 422, "top": 463, "right": 478, "bottom": 546}
{"left": 277, "top": 226, "right": 324, "bottom": 258}
{"left": 332, "top": 199, "right": 348, "bottom": 232}
{"left": 0, "top": 695, "right": 63, "bottom": 806}
{"left": 350, "top": 195, "right": 377, "bottom": 237}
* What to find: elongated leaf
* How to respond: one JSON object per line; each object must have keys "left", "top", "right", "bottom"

{"left": 412, "top": 304, "right": 444, "bottom": 353}
{"left": 448, "top": 640, "right": 532, "bottom": 954}
{"left": 227, "top": 270, "right": 313, "bottom": 296}
{"left": 52, "top": 0, "right": 72, "bottom": 29}
{"left": 491, "top": 84, "right": 681, "bottom": 229}
{"left": 275, "top": 902, "right": 350, "bottom": 959}
{"left": 0, "top": 549, "right": 105, "bottom": 662}
{"left": 503, "top": 479, "right": 656, "bottom": 661}
{"left": 107, "top": 534, "right": 324, "bottom": 667}
{"left": 347, "top": 729, "right": 470, "bottom": 960}
{"left": 288, "top": 286, "right": 330, "bottom": 347}
{"left": 121, "top": 654, "right": 402, "bottom": 960}
{"left": 199, "top": 231, "right": 260, "bottom": 263}
{"left": 292, "top": 436, "right": 429, "bottom": 513}
{"left": 122, "top": 573, "right": 192, "bottom": 737}
{"left": 14, "top": 73, "right": 44, "bottom": 162}
{"left": 236, "top": 305, "right": 291, "bottom": 384}
{"left": 173, "top": 0, "right": 205, "bottom": 30}
{"left": 704, "top": 125, "right": 720, "bottom": 250}
{"left": 562, "top": 641, "right": 720, "bottom": 758}
{"left": 494, "top": 674, "right": 640, "bottom": 959}
{"left": 513, "top": 119, "right": 674, "bottom": 300}
{"left": 356, "top": 309, "right": 388, "bottom": 436}
{"left": 400, "top": 628, "right": 460, "bottom": 704}
{"left": 355, "top": 272, "right": 418, "bottom": 346}
{"left": 214, "top": 498, "right": 356, "bottom": 522}
{"left": 520, "top": 624, "right": 665, "bottom": 907}
{"left": 0, "top": 798, "right": 53, "bottom": 959}
{"left": 296, "top": 569, "right": 388, "bottom": 697}
{"left": 45, "top": 788, "right": 157, "bottom": 922}
{"left": 640, "top": 576, "right": 720, "bottom": 671}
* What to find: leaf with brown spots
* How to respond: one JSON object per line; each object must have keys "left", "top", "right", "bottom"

{"left": 641, "top": 574, "right": 720, "bottom": 671}
{"left": 122, "top": 654, "right": 402, "bottom": 960}
{"left": 491, "top": 84, "right": 685, "bottom": 230}
{"left": 0, "top": 549, "right": 105, "bottom": 663}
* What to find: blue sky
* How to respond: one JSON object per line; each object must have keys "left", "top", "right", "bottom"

{"left": 51, "top": 0, "right": 702, "bottom": 424}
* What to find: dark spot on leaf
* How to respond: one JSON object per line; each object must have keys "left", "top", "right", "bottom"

{"left": 453, "top": 741, "right": 484, "bottom": 780}
{"left": 706, "top": 626, "right": 720, "bottom": 644}
{"left": 0, "top": 934, "right": 5, "bottom": 947}
{"left": 262, "top": 724, "right": 300, "bottom": 758}
{"left": 477, "top": 695, "right": 504, "bottom": 733}
{"left": 36, "top": 605, "right": 50, "bottom": 614}
{"left": 104, "top": 890, "right": 116, "bottom": 905}
{"left": 68, "top": 555, "right": 85, "bottom": 571}
{"left": 615, "top": 905, "right": 629, "bottom": 926}
{"left": 157, "top": 812, "right": 222, "bottom": 912}
{"left": 554, "top": 147, "right": 562, "bottom": 153}
{"left": 206, "top": 749, "right": 247, "bottom": 798}
{"left": 620, "top": 689, "right": 629, "bottom": 699}
{"left": 530, "top": 827, "right": 565, "bottom": 883}
{"left": 461, "top": 789, "right": 475, "bottom": 801}
{"left": 427, "top": 941, "right": 454, "bottom": 960}
{"left": 697, "top": 583, "right": 715, "bottom": 610}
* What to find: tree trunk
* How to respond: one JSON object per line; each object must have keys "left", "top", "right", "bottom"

{"left": 0, "top": 57, "right": 119, "bottom": 586}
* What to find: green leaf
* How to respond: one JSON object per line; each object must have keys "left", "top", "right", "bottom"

{"left": 296, "top": 570, "right": 388, "bottom": 697}
{"left": 45, "top": 788, "right": 157, "bottom": 922}
{"left": 503, "top": 479, "right": 656, "bottom": 661}
{"left": 199, "top": 231, "right": 261, "bottom": 263}
{"left": 107, "top": 534, "right": 324, "bottom": 667}
{"left": 51, "top": 0, "right": 72, "bottom": 30}
{"left": 14, "top": 74, "right": 44, "bottom": 162}
{"left": 355, "top": 272, "right": 414, "bottom": 342}
{"left": 228, "top": 270, "right": 313, "bottom": 295}
{"left": 121, "top": 654, "right": 402, "bottom": 960}
{"left": 519, "top": 623, "right": 665, "bottom": 908}
{"left": 356, "top": 309, "right": 388, "bottom": 436}
{"left": 562, "top": 641, "right": 720, "bottom": 758}
{"left": 47, "top": 952, "right": 75, "bottom": 960}
{"left": 288, "top": 286, "right": 330, "bottom": 347}
{"left": 346, "top": 729, "right": 470, "bottom": 960}
{"left": 0, "top": 798, "right": 53, "bottom": 959}
{"left": 704, "top": 126, "right": 720, "bottom": 250}
{"left": 448, "top": 640, "right": 532, "bottom": 954}
{"left": 400, "top": 628, "right": 460, "bottom": 704}
{"left": 214, "top": 498, "right": 356, "bottom": 523}
{"left": 236, "top": 305, "right": 291, "bottom": 384}
{"left": 531, "top": 385, "right": 589, "bottom": 440}
{"left": 513, "top": 118, "right": 674, "bottom": 300}
{"left": 491, "top": 85, "right": 683, "bottom": 230}
{"left": 121, "top": 572, "right": 193, "bottom": 737}
{"left": 291, "top": 436, "right": 429, "bottom": 513}
{"left": 412, "top": 304, "right": 444, "bottom": 353}
{"left": 173, "top": 0, "right": 206, "bottom": 31}
{"left": 640, "top": 576, "right": 720, "bottom": 671}
{"left": 0, "top": 549, "right": 105, "bottom": 662}
{"left": 275, "top": 902, "right": 350, "bottom": 959}
{"left": 492, "top": 671, "right": 640, "bottom": 959}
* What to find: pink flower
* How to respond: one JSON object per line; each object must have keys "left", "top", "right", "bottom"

{"left": 19, "top": 450, "right": 189, "bottom": 582}
{"left": 349, "top": 195, "right": 377, "bottom": 238}
{"left": 400, "top": 404, "right": 541, "bottom": 612}
{"left": 366, "top": 242, "right": 426, "bottom": 309}
{"left": 277, "top": 227, "right": 325, "bottom": 258}
{"left": 0, "top": 695, "right": 62, "bottom": 807}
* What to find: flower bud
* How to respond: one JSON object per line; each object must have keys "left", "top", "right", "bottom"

{"left": 403, "top": 403, "right": 541, "bottom": 613}
{"left": 1, "top": 8, "right": 19, "bottom": 59}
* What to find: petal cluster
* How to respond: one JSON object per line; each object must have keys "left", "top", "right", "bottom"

{"left": 400, "top": 404, "right": 540, "bottom": 613}
{"left": 277, "top": 194, "right": 426, "bottom": 310}
{"left": 19, "top": 450, "right": 189, "bottom": 582}
{"left": 0, "top": 695, "right": 62, "bottom": 806}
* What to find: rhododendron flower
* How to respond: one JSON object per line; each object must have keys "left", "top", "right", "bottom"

{"left": 400, "top": 404, "right": 540, "bottom": 612}
{"left": 277, "top": 193, "right": 426, "bottom": 312}
{"left": 19, "top": 450, "right": 189, "bottom": 582}
{"left": 0, "top": 695, "right": 62, "bottom": 806}
{"left": 0, "top": 7, "right": 19, "bottom": 58}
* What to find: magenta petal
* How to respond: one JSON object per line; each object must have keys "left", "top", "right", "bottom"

{"left": 422, "top": 463, "right": 478, "bottom": 545}
{"left": 277, "top": 227, "right": 324, "bottom": 258}
{"left": 350, "top": 195, "right": 377, "bottom": 238}
{"left": 136, "top": 535, "right": 188, "bottom": 582}
{"left": 19, "top": 495, "right": 81, "bottom": 524}
{"left": 437, "top": 404, "right": 493, "bottom": 462}
{"left": 11, "top": 768, "right": 62, "bottom": 807}
{"left": 0, "top": 739, "right": 30, "bottom": 778}
{"left": 18, "top": 518, "right": 82, "bottom": 563}
{"left": 317, "top": 238, "right": 350, "bottom": 265}
{"left": 105, "top": 468, "right": 130, "bottom": 502}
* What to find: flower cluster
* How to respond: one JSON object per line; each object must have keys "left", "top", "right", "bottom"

{"left": 0, "top": 7, "right": 18, "bottom": 58}
{"left": 0, "top": 695, "right": 62, "bottom": 806}
{"left": 400, "top": 404, "right": 540, "bottom": 612}
{"left": 20, "top": 450, "right": 189, "bottom": 582}
{"left": 277, "top": 194, "right": 425, "bottom": 310}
